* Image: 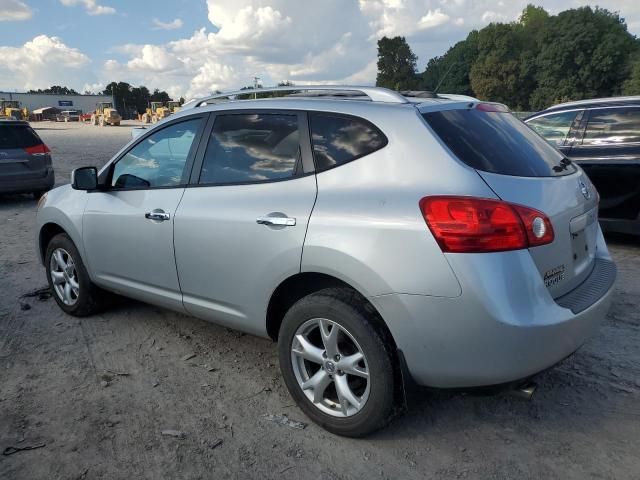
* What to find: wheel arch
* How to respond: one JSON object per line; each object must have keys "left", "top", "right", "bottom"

{"left": 266, "top": 271, "right": 410, "bottom": 409}
{"left": 38, "top": 222, "right": 68, "bottom": 264}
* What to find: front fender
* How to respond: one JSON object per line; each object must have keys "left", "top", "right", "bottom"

{"left": 36, "top": 185, "right": 89, "bottom": 267}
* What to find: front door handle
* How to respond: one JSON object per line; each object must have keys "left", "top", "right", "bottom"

{"left": 145, "top": 210, "right": 170, "bottom": 222}
{"left": 256, "top": 216, "right": 296, "bottom": 227}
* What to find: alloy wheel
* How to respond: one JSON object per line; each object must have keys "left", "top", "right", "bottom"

{"left": 290, "top": 318, "right": 370, "bottom": 417}
{"left": 49, "top": 248, "right": 79, "bottom": 306}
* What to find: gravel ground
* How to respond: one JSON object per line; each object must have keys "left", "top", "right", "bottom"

{"left": 1, "top": 121, "right": 639, "bottom": 479}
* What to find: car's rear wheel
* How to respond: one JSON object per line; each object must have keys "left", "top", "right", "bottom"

{"left": 45, "top": 233, "right": 104, "bottom": 316}
{"left": 278, "top": 287, "right": 397, "bottom": 437}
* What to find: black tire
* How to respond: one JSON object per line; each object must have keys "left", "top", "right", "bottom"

{"left": 45, "top": 233, "right": 104, "bottom": 316}
{"left": 32, "top": 191, "right": 45, "bottom": 199}
{"left": 278, "top": 287, "right": 397, "bottom": 437}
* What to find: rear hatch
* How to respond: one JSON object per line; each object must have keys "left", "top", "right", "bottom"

{"left": 0, "top": 122, "right": 51, "bottom": 181}
{"left": 423, "top": 105, "right": 599, "bottom": 298}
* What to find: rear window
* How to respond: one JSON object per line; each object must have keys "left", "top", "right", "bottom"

{"left": 0, "top": 124, "right": 42, "bottom": 149}
{"left": 423, "top": 109, "right": 575, "bottom": 177}
{"left": 309, "top": 113, "right": 387, "bottom": 172}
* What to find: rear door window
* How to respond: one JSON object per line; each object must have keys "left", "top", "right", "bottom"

{"left": 199, "top": 113, "right": 300, "bottom": 185}
{"left": 309, "top": 113, "right": 387, "bottom": 172}
{"left": 0, "top": 124, "right": 42, "bottom": 149}
{"left": 423, "top": 109, "right": 576, "bottom": 177}
{"left": 582, "top": 107, "right": 640, "bottom": 145}
{"left": 526, "top": 111, "right": 579, "bottom": 146}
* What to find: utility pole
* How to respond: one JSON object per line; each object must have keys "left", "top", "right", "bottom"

{"left": 253, "top": 76, "right": 261, "bottom": 99}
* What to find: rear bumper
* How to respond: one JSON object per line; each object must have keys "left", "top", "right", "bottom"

{"left": 0, "top": 168, "right": 54, "bottom": 194}
{"left": 371, "top": 251, "right": 616, "bottom": 388}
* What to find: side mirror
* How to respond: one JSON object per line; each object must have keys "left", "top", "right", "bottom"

{"left": 71, "top": 166, "right": 98, "bottom": 190}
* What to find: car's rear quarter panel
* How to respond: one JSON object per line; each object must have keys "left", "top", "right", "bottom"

{"left": 301, "top": 106, "right": 496, "bottom": 298}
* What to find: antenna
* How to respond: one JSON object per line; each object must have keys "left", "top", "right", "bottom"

{"left": 434, "top": 63, "right": 455, "bottom": 94}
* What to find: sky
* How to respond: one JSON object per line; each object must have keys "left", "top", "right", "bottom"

{"left": 0, "top": 0, "right": 639, "bottom": 100}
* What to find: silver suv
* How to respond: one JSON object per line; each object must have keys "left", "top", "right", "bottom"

{"left": 36, "top": 86, "right": 616, "bottom": 436}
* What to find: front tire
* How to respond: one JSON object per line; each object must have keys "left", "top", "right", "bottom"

{"left": 278, "top": 288, "right": 397, "bottom": 437}
{"left": 45, "top": 233, "right": 104, "bottom": 316}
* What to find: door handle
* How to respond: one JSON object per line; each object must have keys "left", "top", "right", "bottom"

{"left": 145, "top": 210, "right": 170, "bottom": 222}
{"left": 256, "top": 216, "right": 296, "bottom": 227}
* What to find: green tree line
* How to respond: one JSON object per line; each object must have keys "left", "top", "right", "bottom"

{"left": 28, "top": 82, "right": 181, "bottom": 114}
{"left": 377, "top": 5, "right": 640, "bottom": 110}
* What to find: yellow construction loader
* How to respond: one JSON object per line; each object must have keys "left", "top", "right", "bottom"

{"left": 91, "top": 102, "right": 121, "bottom": 126}
{"left": 167, "top": 101, "right": 181, "bottom": 114}
{"left": 1, "top": 100, "right": 28, "bottom": 120}
{"left": 141, "top": 102, "right": 162, "bottom": 124}
{"left": 141, "top": 101, "right": 182, "bottom": 124}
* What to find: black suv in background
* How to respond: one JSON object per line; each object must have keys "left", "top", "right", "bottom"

{"left": 0, "top": 120, "right": 54, "bottom": 198}
{"left": 525, "top": 97, "right": 640, "bottom": 235}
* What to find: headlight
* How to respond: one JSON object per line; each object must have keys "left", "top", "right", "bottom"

{"left": 37, "top": 192, "right": 48, "bottom": 210}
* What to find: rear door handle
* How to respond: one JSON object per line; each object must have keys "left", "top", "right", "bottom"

{"left": 256, "top": 216, "right": 296, "bottom": 227}
{"left": 145, "top": 210, "right": 170, "bottom": 222}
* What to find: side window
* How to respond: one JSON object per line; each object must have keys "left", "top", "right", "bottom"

{"left": 582, "top": 107, "right": 640, "bottom": 145}
{"left": 111, "top": 118, "right": 202, "bottom": 189}
{"left": 309, "top": 113, "right": 387, "bottom": 172}
{"left": 527, "top": 111, "right": 579, "bottom": 146}
{"left": 199, "top": 113, "right": 300, "bottom": 185}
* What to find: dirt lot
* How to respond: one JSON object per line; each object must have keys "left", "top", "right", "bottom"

{"left": 1, "top": 121, "right": 639, "bottom": 479}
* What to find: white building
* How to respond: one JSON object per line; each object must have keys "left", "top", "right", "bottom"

{"left": 0, "top": 91, "right": 114, "bottom": 115}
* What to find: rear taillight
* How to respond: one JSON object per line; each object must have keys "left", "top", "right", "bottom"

{"left": 24, "top": 144, "right": 50, "bottom": 156}
{"left": 419, "top": 196, "right": 554, "bottom": 253}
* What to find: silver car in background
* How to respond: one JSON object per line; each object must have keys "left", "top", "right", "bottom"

{"left": 35, "top": 86, "right": 616, "bottom": 436}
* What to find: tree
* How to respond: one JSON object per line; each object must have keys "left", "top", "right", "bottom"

{"left": 417, "top": 4, "right": 640, "bottom": 110}
{"left": 150, "top": 88, "right": 170, "bottom": 103}
{"left": 420, "top": 31, "right": 479, "bottom": 95}
{"left": 28, "top": 85, "right": 79, "bottom": 95}
{"left": 519, "top": 4, "right": 549, "bottom": 33}
{"left": 530, "top": 7, "right": 637, "bottom": 109}
{"left": 469, "top": 23, "right": 535, "bottom": 110}
{"left": 376, "top": 36, "right": 419, "bottom": 90}
{"left": 102, "top": 82, "right": 173, "bottom": 114}
{"left": 622, "top": 55, "right": 640, "bottom": 95}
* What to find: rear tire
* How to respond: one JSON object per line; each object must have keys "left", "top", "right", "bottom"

{"left": 45, "top": 233, "right": 105, "bottom": 316}
{"left": 278, "top": 287, "right": 397, "bottom": 437}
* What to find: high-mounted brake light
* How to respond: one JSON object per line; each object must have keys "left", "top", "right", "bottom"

{"left": 475, "top": 103, "right": 510, "bottom": 113}
{"left": 419, "top": 196, "right": 554, "bottom": 253}
{"left": 24, "top": 144, "right": 50, "bottom": 156}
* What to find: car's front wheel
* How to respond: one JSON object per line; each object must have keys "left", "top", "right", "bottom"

{"left": 45, "top": 233, "right": 104, "bottom": 316}
{"left": 278, "top": 288, "right": 397, "bottom": 437}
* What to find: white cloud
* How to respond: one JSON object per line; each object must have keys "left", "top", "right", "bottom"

{"left": 418, "top": 9, "right": 450, "bottom": 29}
{"left": 126, "top": 45, "right": 181, "bottom": 73}
{"left": 152, "top": 17, "right": 183, "bottom": 30}
{"left": 0, "top": 35, "right": 90, "bottom": 90}
{"left": 96, "top": 0, "right": 640, "bottom": 99}
{"left": 59, "top": 0, "right": 115, "bottom": 16}
{"left": 5, "top": 0, "right": 640, "bottom": 99}
{"left": 0, "top": 0, "right": 32, "bottom": 21}
{"left": 82, "top": 81, "right": 104, "bottom": 94}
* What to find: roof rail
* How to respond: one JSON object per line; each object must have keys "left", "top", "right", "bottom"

{"left": 545, "top": 95, "right": 640, "bottom": 110}
{"left": 182, "top": 85, "right": 409, "bottom": 109}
